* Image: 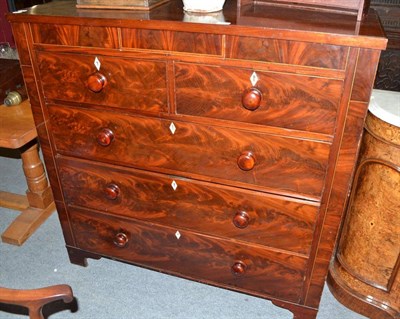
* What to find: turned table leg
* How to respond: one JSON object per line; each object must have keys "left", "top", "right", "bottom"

{"left": 1, "top": 141, "right": 55, "bottom": 245}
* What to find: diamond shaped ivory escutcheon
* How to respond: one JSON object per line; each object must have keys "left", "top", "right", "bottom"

{"left": 171, "top": 180, "right": 178, "bottom": 191}
{"left": 169, "top": 122, "right": 176, "bottom": 135}
{"left": 94, "top": 57, "right": 101, "bottom": 71}
{"left": 250, "top": 72, "right": 259, "bottom": 86}
{"left": 175, "top": 231, "right": 181, "bottom": 240}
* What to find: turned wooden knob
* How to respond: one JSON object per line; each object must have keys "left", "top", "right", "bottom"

{"left": 104, "top": 183, "right": 120, "bottom": 200}
{"left": 231, "top": 261, "right": 247, "bottom": 276}
{"left": 237, "top": 151, "right": 256, "bottom": 171}
{"left": 233, "top": 211, "right": 250, "bottom": 229}
{"left": 87, "top": 72, "right": 107, "bottom": 93}
{"left": 242, "top": 87, "right": 262, "bottom": 111}
{"left": 97, "top": 128, "right": 114, "bottom": 147}
{"left": 113, "top": 232, "right": 128, "bottom": 248}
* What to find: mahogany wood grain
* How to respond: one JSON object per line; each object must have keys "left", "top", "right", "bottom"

{"left": 31, "top": 23, "right": 119, "bottom": 48}
{"left": 351, "top": 48, "right": 382, "bottom": 102}
{"left": 7, "top": 0, "right": 387, "bottom": 49}
{"left": 21, "top": 66, "right": 45, "bottom": 126}
{"left": 69, "top": 206, "right": 308, "bottom": 303}
{"left": 301, "top": 47, "right": 368, "bottom": 308}
{"left": 57, "top": 156, "right": 319, "bottom": 255}
{"left": 48, "top": 105, "right": 330, "bottom": 199}
{"left": 37, "top": 52, "right": 168, "bottom": 114}
{"left": 175, "top": 63, "right": 343, "bottom": 135}
{"left": 54, "top": 201, "right": 77, "bottom": 248}
{"left": 226, "top": 36, "right": 349, "bottom": 69}
{"left": 10, "top": 22, "right": 30, "bottom": 66}
{"left": 121, "top": 28, "right": 223, "bottom": 55}
{"left": 304, "top": 101, "right": 371, "bottom": 308}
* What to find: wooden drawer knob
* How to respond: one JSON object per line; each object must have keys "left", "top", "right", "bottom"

{"left": 233, "top": 211, "right": 250, "bottom": 229}
{"left": 231, "top": 261, "right": 247, "bottom": 276}
{"left": 104, "top": 183, "right": 120, "bottom": 200}
{"left": 237, "top": 151, "right": 256, "bottom": 171}
{"left": 242, "top": 87, "right": 262, "bottom": 111}
{"left": 87, "top": 72, "right": 107, "bottom": 93}
{"left": 113, "top": 232, "right": 129, "bottom": 248}
{"left": 97, "top": 128, "right": 114, "bottom": 147}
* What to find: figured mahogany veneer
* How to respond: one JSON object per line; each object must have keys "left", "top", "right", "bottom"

{"left": 7, "top": 0, "right": 386, "bottom": 318}
{"left": 175, "top": 63, "right": 343, "bottom": 134}
{"left": 48, "top": 105, "right": 330, "bottom": 199}
{"left": 56, "top": 156, "right": 319, "bottom": 255}
{"left": 69, "top": 206, "right": 308, "bottom": 303}
{"left": 37, "top": 52, "right": 168, "bottom": 113}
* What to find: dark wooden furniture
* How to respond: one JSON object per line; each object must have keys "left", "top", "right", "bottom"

{"left": 238, "top": 0, "right": 371, "bottom": 21}
{"left": 76, "top": 0, "right": 170, "bottom": 11}
{"left": 0, "top": 99, "right": 55, "bottom": 245}
{"left": 371, "top": 1, "right": 400, "bottom": 91}
{"left": 328, "top": 91, "right": 400, "bottom": 319}
{"left": 0, "top": 59, "right": 24, "bottom": 102}
{"left": 7, "top": 1, "right": 387, "bottom": 317}
{"left": 0, "top": 285, "right": 73, "bottom": 319}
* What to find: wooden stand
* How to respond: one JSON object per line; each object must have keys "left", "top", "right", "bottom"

{"left": 328, "top": 95, "right": 400, "bottom": 318}
{"left": 0, "top": 285, "right": 74, "bottom": 319}
{"left": 0, "top": 100, "right": 55, "bottom": 246}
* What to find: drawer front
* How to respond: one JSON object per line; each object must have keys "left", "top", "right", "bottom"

{"left": 226, "top": 36, "right": 348, "bottom": 70}
{"left": 49, "top": 106, "right": 330, "bottom": 198}
{"left": 69, "top": 207, "right": 307, "bottom": 302}
{"left": 121, "top": 28, "right": 223, "bottom": 56}
{"left": 175, "top": 63, "right": 343, "bottom": 135}
{"left": 37, "top": 52, "right": 168, "bottom": 113}
{"left": 58, "top": 156, "right": 319, "bottom": 255}
{"left": 32, "top": 23, "right": 119, "bottom": 48}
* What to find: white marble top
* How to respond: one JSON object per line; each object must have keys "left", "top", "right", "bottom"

{"left": 369, "top": 89, "right": 400, "bottom": 128}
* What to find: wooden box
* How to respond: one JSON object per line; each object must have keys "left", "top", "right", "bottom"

{"left": 238, "top": 0, "right": 371, "bottom": 20}
{"left": 76, "top": 0, "right": 169, "bottom": 10}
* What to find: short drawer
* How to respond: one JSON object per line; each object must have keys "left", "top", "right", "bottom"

{"left": 49, "top": 106, "right": 331, "bottom": 199}
{"left": 32, "top": 23, "right": 119, "bottom": 48}
{"left": 37, "top": 52, "right": 168, "bottom": 113}
{"left": 58, "top": 156, "right": 319, "bottom": 255}
{"left": 121, "top": 28, "right": 223, "bottom": 56}
{"left": 69, "top": 207, "right": 307, "bottom": 303}
{"left": 175, "top": 63, "right": 343, "bottom": 135}
{"left": 226, "top": 36, "right": 348, "bottom": 70}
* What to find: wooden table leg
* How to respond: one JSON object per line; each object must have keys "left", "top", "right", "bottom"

{"left": 1, "top": 141, "right": 55, "bottom": 246}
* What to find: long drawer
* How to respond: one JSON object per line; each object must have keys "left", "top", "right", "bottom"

{"left": 69, "top": 206, "right": 308, "bottom": 303}
{"left": 49, "top": 105, "right": 331, "bottom": 199}
{"left": 57, "top": 156, "right": 319, "bottom": 255}
{"left": 37, "top": 52, "right": 168, "bottom": 114}
{"left": 175, "top": 63, "right": 343, "bottom": 135}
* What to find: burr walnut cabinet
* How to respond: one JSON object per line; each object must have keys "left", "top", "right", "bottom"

{"left": 7, "top": 1, "right": 387, "bottom": 318}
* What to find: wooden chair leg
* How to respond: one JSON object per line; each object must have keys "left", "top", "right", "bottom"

{"left": 0, "top": 285, "right": 74, "bottom": 319}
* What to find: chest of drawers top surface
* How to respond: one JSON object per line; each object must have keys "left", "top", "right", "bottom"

{"left": 8, "top": 0, "right": 386, "bottom": 49}
{"left": 7, "top": 1, "right": 387, "bottom": 318}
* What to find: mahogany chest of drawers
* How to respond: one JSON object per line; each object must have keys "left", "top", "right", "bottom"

{"left": 7, "top": 1, "right": 387, "bottom": 318}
